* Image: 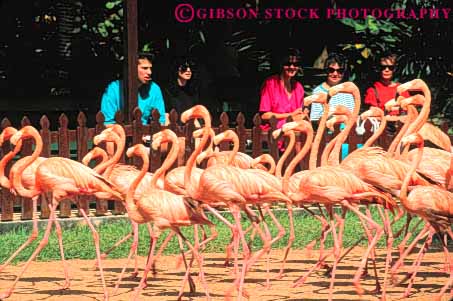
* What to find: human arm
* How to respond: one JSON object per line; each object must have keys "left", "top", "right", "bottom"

{"left": 152, "top": 84, "right": 167, "bottom": 125}
{"left": 100, "top": 81, "right": 120, "bottom": 125}
{"left": 363, "top": 86, "right": 378, "bottom": 108}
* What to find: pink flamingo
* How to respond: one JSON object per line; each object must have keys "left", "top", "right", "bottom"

{"left": 122, "top": 130, "right": 213, "bottom": 301}
{"left": 181, "top": 105, "right": 292, "bottom": 300}
{"left": 390, "top": 133, "right": 453, "bottom": 300}
{"left": 0, "top": 125, "right": 123, "bottom": 300}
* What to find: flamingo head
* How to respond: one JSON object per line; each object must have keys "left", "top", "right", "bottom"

{"left": 82, "top": 147, "right": 107, "bottom": 166}
{"left": 10, "top": 126, "right": 38, "bottom": 146}
{"left": 180, "top": 105, "right": 211, "bottom": 127}
{"left": 272, "top": 128, "right": 282, "bottom": 139}
{"left": 396, "top": 79, "right": 428, "bottom": 95}
{"left": 401, "top": 133, "right": 424, "bottom": 151}
{"left": 196, "top": 148, "right": 214, "bottom": 165}
{"left": 328, "top": 82, "right": 359, "bottom": 97}
{"left": 93, "top": 128, "right": 121, "bottom": 145}
{"left": 326, "top": 115, "right": 348, "bottom": 131}
{"left": 360, "top": 106, "right": 383, "bottom": 121}
{"left": 213, "top": 130, "right": 237, "bottom": 146}
{"left": 0, "top": 127, "right": 18, "bottom": 146}
{"left": 281, "top": 120, "right": 312, "bottom": 133}
{"left": 384, "top": 98, "right": 399, "bottom": 112}
{"left": 398, "top": 94, "right": 426, "bottom": 110}
{"left": 126, "top": 144, "right": 147, "bottom": 158}
{"left": 328, "top": 105, "right": 352, "bottom": 118}
{"left": 251, "top": 154, "right": 276, "bottom": 173}
{"left": 304, "top": 92, "right": 328, "bottom": 106}
{"left": 106, "top": 124, "right": 126, "bottom": 137}
{"left": 151, "top": 129, "right": 178, "bottom": 151}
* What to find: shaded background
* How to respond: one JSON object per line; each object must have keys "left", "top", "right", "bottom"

{"left": 0, "top": 0, "right": 451, "bottom": 129}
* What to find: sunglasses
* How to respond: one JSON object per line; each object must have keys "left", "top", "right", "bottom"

{"left": 178, "top": 63, "right": 193, "bottom": 72}
{"left": 283, "top": 61, "right": 301, "bottom": 67}
{"left": 380, "top": 65, "right": 395, "bottom": 71}
{"left": 326, "top": 67, "right": 344, "bottom": 74}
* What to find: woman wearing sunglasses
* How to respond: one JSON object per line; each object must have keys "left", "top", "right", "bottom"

{"left": 309, "top": 52, "right": 354, "bottom": 121}
{"left": 364, "top": 53, "right": 409, "bottom": 113}
{"left": 259, "top": 48, "right": 305, "bottom": 130}
{"left": 164, "top": 57, "right": 199, "bottom": 114}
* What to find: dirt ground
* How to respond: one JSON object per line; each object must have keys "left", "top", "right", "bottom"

{"left": 0, "top": 247, "right": 452, "bottom": 301}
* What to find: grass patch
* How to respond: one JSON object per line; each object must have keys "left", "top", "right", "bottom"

{"left": 0, "top": 206, "right": 427, "bottom": 264}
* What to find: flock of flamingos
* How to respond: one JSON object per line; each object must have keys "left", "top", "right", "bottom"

{"left": 0, "top": 78, "right": 452, "bottom": 301}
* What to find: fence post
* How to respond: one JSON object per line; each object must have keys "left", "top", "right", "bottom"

{"left": 20, "top": 117, "right": 33, "bottom": 220}
{"left": 268, "top": 117, "right": 279, "bottom": 163}
{"left": 149, "top": 109, "right": 162, "bottom": 173}
{"left": 58, "top": 113, "right": 72, "bottom": 218}
{"left": 39, "top": 116, "right": 52, "bottom": 219}
{"left": 76, "top": 112, "right": 89, "bottom": 216}
{"left": 236, "top": 112, "right": 247, "bottom": 154}
{"left": 252, "top": 113, "right": 262, "bottom": 158}
{"left": 94, "top": 111, "right": 108, "bottom": 216}
{"left": 218, "top": 112, "right": 230, "bottom": 151}
{"left": 0, "top": 118, "right": 14, "bottom": 221}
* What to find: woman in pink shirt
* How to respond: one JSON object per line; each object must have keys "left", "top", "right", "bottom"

{"left": 259, "top": 48, "right": 305, "bottom": 129}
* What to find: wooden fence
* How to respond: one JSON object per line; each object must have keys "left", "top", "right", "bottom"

{"left": 0, "top": 108, "right": 451, "bottom": 222}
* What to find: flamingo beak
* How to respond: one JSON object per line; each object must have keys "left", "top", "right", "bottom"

{"left": 10, "top": 131, "right": 23, "bottom": 145}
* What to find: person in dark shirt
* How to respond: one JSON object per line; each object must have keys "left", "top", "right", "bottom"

{"left": 164, "top": 57, "right": 200, "bottom": 114}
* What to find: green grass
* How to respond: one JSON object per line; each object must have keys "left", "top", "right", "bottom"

{"left": 0, "top": 207, "right": 427, "bottom": 264}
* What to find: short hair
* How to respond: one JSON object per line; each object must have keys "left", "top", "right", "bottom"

{"left": 137, "top": 52, "right": 155, "bottom": 63}
{"left": 379, "top": 52, "right": 397, "bottom": 64}
{"left": 324, "top": 52, "right": 348, "bottom": 70}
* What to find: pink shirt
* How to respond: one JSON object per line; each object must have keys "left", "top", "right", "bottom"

{"left": 259, "top": 74, "right": 304, "bottom": 128}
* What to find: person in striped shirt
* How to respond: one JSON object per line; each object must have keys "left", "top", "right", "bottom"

{"left": 309, "top": 52, "right": 354, "bottom": 121}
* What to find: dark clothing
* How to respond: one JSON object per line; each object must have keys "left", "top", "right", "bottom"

{"left": 164, "top": 82, "right": 199, "bottom": 114}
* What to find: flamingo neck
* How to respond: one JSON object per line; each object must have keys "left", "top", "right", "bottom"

{"left": 151, "top": 136, "right": 179, "bottom": 188}
{"left": 12, "top": 129, "right": 42, "bottom": 198}
{"left": 309, "top": 102, "right": 329, "bottom": 170}
{"left": 126, "top": 149, "right": 149, "bottom": 206}
{"left": 282, "top": 128, "right": 313, "bottom": 193}
{"left": 329, "top": 88, "right": 361, "bottom": 165}
{"left": 388, "top": 105, "right": 416, "bottom": 157}
{"left": 95, "top": 134, "right": 123, "bottom": 177}
{"left": 400, "top": 139, "right": 424, "bottom": 207}
{"left": 321, "top": 135, "right": 338, "bottom": 166}
{"left": 185, "top": 125, "right": 210, "bottom": 197}
{"left": 406, "top": 89, "right": 431, "bottom": 136}
{"left": 0, "top": 141, "right": 22, "bottom": 189}
{"left": 276, "top": 131, "right": 296, "bottom": 178}
{"left": 363, "top": 116, "right": 386, "bottom": 148}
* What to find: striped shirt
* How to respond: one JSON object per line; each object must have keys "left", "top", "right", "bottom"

{"left": 309, "top": 83, "right": 355, "bottom": 121}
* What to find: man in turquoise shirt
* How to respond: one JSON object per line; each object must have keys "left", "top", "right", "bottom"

{"left": 100, "top": 53, "right": 166, "bottom": 125}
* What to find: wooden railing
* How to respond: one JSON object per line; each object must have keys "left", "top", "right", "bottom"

{"left": 0, "top": 108, "right": 451, "bottom": 222}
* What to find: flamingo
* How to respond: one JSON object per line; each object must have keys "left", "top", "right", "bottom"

{"left": 0, "top": 127, "right": 69, "bottom": 285}
{"left": 285, "top": 82, "right": 397, "bottom": 300}
{"left": 122, "top": 130, "right": 213, "bottom": 301}
{"left": 390, "top": 133, "right": 453, "bottom": 300}
{"left": 0, "top": 125, "right": 123, "bottom": 301}
{"left": 181, "top": 105, "right": 292, "bottom": 300}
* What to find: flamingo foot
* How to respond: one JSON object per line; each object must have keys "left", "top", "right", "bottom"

{"left": 323, "top": 265, "right": 332, "bottom": 277}
{"left": 0, "top": 289, "right": 13, "bottom": 299}
{"left": 59, "top": 279, "right": 71, "bottom": 290}
{"left": 354, "top": 282, "right": 365, "bottom": 296}
{"left": 274, "top": 272, "right": 285, "bottom": 280}
{"left": 130, "top": 271, "right": 139, "bottom": 278}
{"left": 370, "top": 282, "right": 382, "bottom": 295}
{"left": 103, "top": 292, "right": 109, "bottom": 301}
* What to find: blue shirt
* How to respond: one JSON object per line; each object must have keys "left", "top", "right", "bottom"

{"left": 309, "top": 83, "right": 355, "bottom": 121}
{"left": 100, "top": 80, "right": 166, "bottom": 125}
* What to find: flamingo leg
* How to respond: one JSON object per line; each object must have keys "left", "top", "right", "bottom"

{"left": 113, "top": 222, "right": 139, "bottom": 295}
{"left": 0, "top": 202, "right": 58, "bottom": 300}
{"left": 132, "top": 231, "right": 159, "bottom": 301}
{"left": 78, "top": 208, "right": 109, "bottom": 300}
{"left": 0, "top": 196, "right": 39, "bottom": 272}
{"left": 53, "top": 213, "right": 70, "bottom": 290}
{"left": 403, "top": 230, "right": 434, "bottom": 298}
{"left": 342, "top": 200, "right": 384, "bottom": 297}
{"left": 390, "top": 223, "right": 431, "bottom": 283}
{"left": 275, "top": 203, "right": 294, "bottom": 280}
{"left": 437, "top": 228, "right": 453, "bottom": 300}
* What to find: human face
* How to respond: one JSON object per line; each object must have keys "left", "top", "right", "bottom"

{"left": 326, "top": 62, "right": 344, "bottom": 86}
{"left": 379, "top": 58, "right": 395, "bottom": 82}
{"left": 137, "top": 58, "right": 152, "bottom": 85}
{"left": 178, "top": 64, "right": 192, "bottom": 82}
{"left": 281, "top": 55, "right": 300, "bottom": 78}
